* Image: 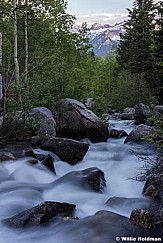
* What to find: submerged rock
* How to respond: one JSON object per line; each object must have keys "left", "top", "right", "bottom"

{"left": 109, "top": 129, "right": 128, "bottom": 138}
{"left": 3, "top": 201, "right": 76, "bottom": 228}
{"left": 25, "top": 149, "right": 55, "bottom": 174}
{"left": 46, "top": 210, "right": 162, "bottom": 243}
{"left": 41, "top": 137, "right": 89, "bottom": 165}
{"left": 51, "top": 167, "right": 106, "bottom": 193}
{"left": 41, "top": 154, "right": 55, "bottom": 174}
{"left": 51, "top": 98, "right": 108, "bottom": 143}
{"left": 106, "top": 196, "right": 157, "bottom": 214}
{"left": 86, "top": 168, "right": 106, "bottom": 192}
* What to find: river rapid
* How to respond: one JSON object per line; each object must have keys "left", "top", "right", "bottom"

{"left": 0, "top": 119, "right": 157, "bottom": 243}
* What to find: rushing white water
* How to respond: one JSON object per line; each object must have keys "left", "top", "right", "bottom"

{"left": 0, "top": 119, "right": 156, "bottom": 243}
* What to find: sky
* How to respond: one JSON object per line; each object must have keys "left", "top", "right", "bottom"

{"left": 66, "top": 0, "right": 133, "bottom": 25}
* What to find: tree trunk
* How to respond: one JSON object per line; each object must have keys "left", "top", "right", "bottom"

{"left": 24, "top": 0, "right": 28, "bottom": 81}
{"left": 0, "top": 32, "right": 3, "bottom": 104}
{"left": 13, "top": 0, "right": 20, "bottom": 83}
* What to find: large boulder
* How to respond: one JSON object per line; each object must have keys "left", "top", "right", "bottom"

{"left": 41, "top": 137, "right": 89, "bottom": 165}
{"left": 36, "top": 210, "right": 162, "bottom": 242}
{"left": 30, "top": 107, "right": 56, "bottom": 139}
{"left": 51, "top": 98, "right": 108, "bottom": 143}
{"left": 124, "top": 124, "right": 154, "bottom": 143}
{"left": 3, "top": 201, "right": 76, "bottom": 228}
{"left": 134, "top": 103, "right": 151, "bottom": 124}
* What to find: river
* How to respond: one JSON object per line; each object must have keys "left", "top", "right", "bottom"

{"left": 0, "top": 119, "right": 157, "bottom": 243}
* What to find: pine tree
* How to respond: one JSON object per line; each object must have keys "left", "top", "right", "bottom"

{"left": 153, "top": 1, "right": 163, "bottom": 103}
{"left": 116, "top": 0, "right": 155, "bottom": 87}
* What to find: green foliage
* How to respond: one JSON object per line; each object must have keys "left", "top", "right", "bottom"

{"left": 0, "top": 0, "right": 94, "bottom": 113}
{"left": 144, "top": 117, "right": 163, "bottom": 151}
{"left": 111, "top": 71, "right": 152, "bottom": 110}
{"left": 152, "top": 1, "right": 163, "bottom": 103}
{"left": 116, "top": 0, "right": 155, "bottom": 88}
{"left": 1, "top": 0, "right": 162, "bottom": 119}
{"left": 83, "top": 54, "right": 117, "bottom": 115}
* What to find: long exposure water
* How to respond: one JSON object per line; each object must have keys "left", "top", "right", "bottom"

{"left": 0, "top": 119, "right": 157, "bottom": 243}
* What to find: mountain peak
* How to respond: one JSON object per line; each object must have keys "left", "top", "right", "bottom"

{"left": 90, "top": 23, "right": 112, "bottom": 31}
{"left": 88, "top": 22, "right": 124, "bottom": 57}
{"left": 72, "top": 22, "right": 124, "bottom": 57}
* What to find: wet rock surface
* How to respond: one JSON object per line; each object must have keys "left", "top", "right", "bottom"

{"left": 143, "top": 175, "right": 163, "bottom": 200}
{"left": 124, "top": 124, "right": 154, "bottom": 143}
{"left": 49, "top": 210, "right": 163, "bottom": 243}
{"left": 51, "top": 167, "right": 106, "bottom": 193}
{"left": 83, "top": 167, "right": 106, "bottom": 192}
{"left": 129, "top": 208, "right": 157, "bottom": 230}
{"left": 25, "top": 150, "right": 56, "bottom": 174}
{"left": 3, "top": 201, "right": 76, "bottom": 228}
{"left": 109, "top": 129, "right": 128, "bottom": 138}
{"left": 106, "top": 196, "right": 158, "bottom": 214}
{"left": 0, "top": 152, "right": 15, "bottom": 161}
{"left": 41, "top": 137, "right": 89, "bottom": 165}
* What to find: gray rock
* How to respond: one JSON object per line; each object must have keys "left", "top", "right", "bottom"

{"left": 125, "top": 124, "right": 154, "bottom": 143}
{"left": 118, "top": 107, "right": 135, "bottom": 120}
{"left": 44, "top": 210, "right": 162, "bottom": 242}
{"left": 30, "top": 107, "right": 56, "bottom": 139}
{"left": 134, "top": 103, "right": 151, "bottom": 124}
{"left": 25, "top": 150, "right": 56, "bottom": 174}
{"left": 106, "top": 196, "right": 158, "bottom": 214}
{"left": 51, "top": 167, "right": 106, "bottom": 193}
{"left": 109, "top": 129, "right": 128, "bottom": 138}
{"left": 0, "top": 152, "right": 15, "bottom": 161}
{"left": 51, "top": 99, "right": 108, "bottom": 143}
{"left": 153, "top": 105, "right": 163, "bottom": 114}
{"left": 41, "top": 137, "right": 89, "bottom": 165}
{"left": 153, "top": 105, "right": 163, "bottom": 118}
{"left": 0, "top": 116, "right": 3, "bottom": 129}
{"left": 3, "top": 201, "right": 76, "bottom": 228}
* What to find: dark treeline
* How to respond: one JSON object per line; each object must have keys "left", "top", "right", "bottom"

{"left": 0, "top": 0, "right": 162, "bottom": 116}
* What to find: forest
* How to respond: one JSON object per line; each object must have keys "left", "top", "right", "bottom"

{"left": 0, "top": 0, "right": 162, "bottom": 115}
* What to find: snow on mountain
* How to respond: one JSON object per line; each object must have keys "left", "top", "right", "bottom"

{"left": 72, "top": 22, "right": 124, "bottom": 57}
{"left": 87, "top": 22, "right": 124, "bottom": 57}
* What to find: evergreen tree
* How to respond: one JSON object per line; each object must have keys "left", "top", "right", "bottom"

{"left": 116, "top": 0, "right": 155, "bottom": 87}
{"left": 153, "top": 1, "right": 163, "bottom": 103}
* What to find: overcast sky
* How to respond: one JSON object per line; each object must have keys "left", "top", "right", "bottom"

{"left": 66, "top": 0, "right": 133, "bottom": 25}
